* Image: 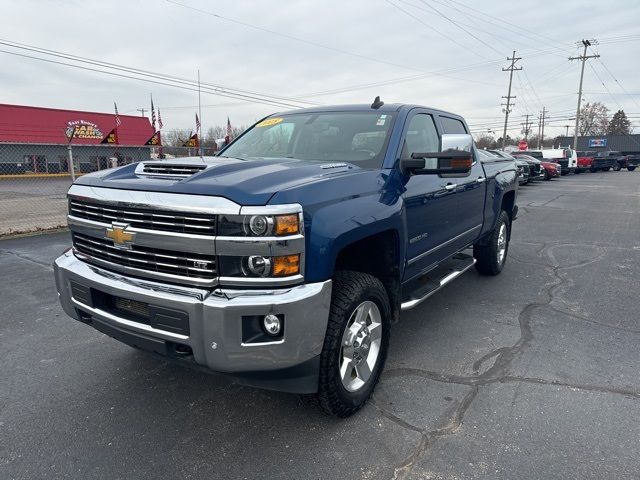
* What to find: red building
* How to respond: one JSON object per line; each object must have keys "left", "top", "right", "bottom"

{"left": 0, "top": 103, "right": 156, "bottom": 174}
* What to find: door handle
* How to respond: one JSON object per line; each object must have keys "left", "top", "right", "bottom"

{"left": 444, "top": 183, "right": 457, "bottom": 191}
{"left": 476, "top": 177, "right": 486, "bottom": 183}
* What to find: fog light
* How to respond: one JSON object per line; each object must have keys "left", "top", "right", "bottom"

{"left": 263, "top": 314, "right": 282, "bottom": 336}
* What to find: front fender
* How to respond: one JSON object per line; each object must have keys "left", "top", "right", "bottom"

{"left": 268, "top": 169, "right": 406, "bottom": 283}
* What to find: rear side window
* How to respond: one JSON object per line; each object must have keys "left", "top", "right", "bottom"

{"left": 439, "top": 116, "right": 467, "bottom": 134}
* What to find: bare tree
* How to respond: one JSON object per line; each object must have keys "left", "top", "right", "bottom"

{"left": 474, "top": 134, "right": 497, "bottom": 149}
{"left": 163, "top": 128, "right": 191, "bottom": 147}
{"left": 578, "top": 102, "right": 609, "bottom": 136}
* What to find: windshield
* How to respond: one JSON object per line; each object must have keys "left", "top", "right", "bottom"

{"left": 221, "top": 112, "right": 395, "bottom": 168}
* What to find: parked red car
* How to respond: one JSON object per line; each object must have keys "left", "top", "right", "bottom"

{"left": 540, "top": 161, "right": 560, "bottom": 180}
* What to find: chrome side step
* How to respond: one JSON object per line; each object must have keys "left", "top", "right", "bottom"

{"left": 401, "top": 253, "right": 477, "bottom": 311}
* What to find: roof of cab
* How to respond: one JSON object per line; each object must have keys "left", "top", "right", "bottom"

{"left": 274, "top": 103, "right": 462, "bottom": 119}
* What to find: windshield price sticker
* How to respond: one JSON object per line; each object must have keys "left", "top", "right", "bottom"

{"left": 376, "top": 115, "right": 387, "bottom": 126}
{"left": 256, "top": 117, "right": 284, "bottom": 128}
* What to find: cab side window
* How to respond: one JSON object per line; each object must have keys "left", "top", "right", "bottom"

{"left": 440, "top": 116, "right": 467, "bottom": 134}
{"left": 402, "top": 114, "right": 439, "bottom": 158}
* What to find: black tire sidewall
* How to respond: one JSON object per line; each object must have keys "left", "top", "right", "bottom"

{"left": 318, "top": 271, "right": 391, "bottom": 415}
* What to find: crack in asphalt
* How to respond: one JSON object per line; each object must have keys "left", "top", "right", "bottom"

{"left": 380, "top": 238, "right": 639, "bottom": 479}
{"left": 0, "top": 248, "right": 53, "bottom": 270}
{"left": 380, "top": 387, "right": 479, "bottom": 480}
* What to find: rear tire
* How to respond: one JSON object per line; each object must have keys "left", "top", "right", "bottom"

{"left": 474, "top": 210, "right": 510, "bottom": 276}
{"left": 316, "top": 270, "right": 390, "bottom": 417}
{"left": 602, "top": 167, "right": 611, "bottom": 171}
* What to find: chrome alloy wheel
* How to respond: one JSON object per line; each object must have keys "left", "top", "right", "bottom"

{"left": 339, "top": 300, "right": 382, "bottom": 392}
{"left": 497, "top": 223, "right": 507, "bottom": 265}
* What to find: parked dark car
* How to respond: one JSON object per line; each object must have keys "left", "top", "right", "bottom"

{"left": 511, "top": 153, "right": 545, "bottom": 181}
{"left": 515, "top": 150, "right": 563, "bottom": 179}
{"left": 591, "top": 151, "right": 616, "bottom": 172}
{"left": 515, "top": 159, "right": 530, "bottom": 185}
{"left": 611, "top": 151, "right": 639, "bottom": 171}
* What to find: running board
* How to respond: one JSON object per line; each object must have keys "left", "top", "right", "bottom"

{"left": 401, "top": 253, "right": 477, "bottom": 311}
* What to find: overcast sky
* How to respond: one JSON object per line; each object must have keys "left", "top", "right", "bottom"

{"left": 2, "top": 0, "right": 640, "bottom": 138}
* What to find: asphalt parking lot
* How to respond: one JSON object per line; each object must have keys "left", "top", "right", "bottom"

{"left": 1, "top": 171, "right": 639, "bottom": 479}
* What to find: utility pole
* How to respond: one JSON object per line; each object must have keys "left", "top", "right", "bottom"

{"left": 540, "top": 107, "right": 547, "bottom": 147}
{"left": 537, "top": 112, "right": 542, "bottom": 148}
{"left": 521, "top": 114, "right": 532, "bottom": 140}
{"left": 136, "top": 108, "right": 147, "bottom": 117}
{"left": 501, "top": 50, "right": 522, "bottom": 149}
{"left": 569, "top": 39, "right": 600, "bottom": 150}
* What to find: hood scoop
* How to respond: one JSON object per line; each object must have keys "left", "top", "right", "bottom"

{"left": 136, "top": 161, "right": 209, "bottom": 178}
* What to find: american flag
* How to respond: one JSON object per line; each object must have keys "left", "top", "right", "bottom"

{"left": 195, "top": 113, "right": 201, "bottom": 133}
{"left": 150, "top": 96, "right": 156, "bottom": 131}
{"left": 114, "top": 102, "right": 122, "bottom": 127}
{"left": 157, "top": 109, "right": 163, "bottom": 130}
{"left": 226, "top": 117, "right": 232, "bottom": 139}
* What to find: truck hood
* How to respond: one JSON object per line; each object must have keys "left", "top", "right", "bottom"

{"left": 74, "top": 157, "right": 362, "bottom": 205}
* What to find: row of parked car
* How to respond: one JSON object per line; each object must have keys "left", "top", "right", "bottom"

{"left": 479, "top": 148, "right": 639, "bottom": 186}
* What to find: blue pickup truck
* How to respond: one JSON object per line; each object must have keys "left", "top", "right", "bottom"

{"left": 54, "top": 100, "right": 518, "bottom": 417}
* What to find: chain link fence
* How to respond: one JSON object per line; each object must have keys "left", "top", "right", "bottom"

{"left": 0, "top": 142, "right": 153, "bottom": 236}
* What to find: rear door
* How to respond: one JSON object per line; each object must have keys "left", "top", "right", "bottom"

{"left": 437, "top": 115, "right": 485, "bottom": 248}
{"left": 400, "top": 110, "right": 460, "bottom": 281}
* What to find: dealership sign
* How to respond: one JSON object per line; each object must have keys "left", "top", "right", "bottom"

{"left": 65, "top": 120, "right": 103, "bottom": 140}
{"left": 588, "top": 138, "right": 607, "bottom": 148}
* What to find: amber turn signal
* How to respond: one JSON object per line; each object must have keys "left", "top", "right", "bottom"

{"left": 272, "top": 254, "right": 300, "bottom": 277}
{"left": 274, "top": 214, "right": 299, "bottom": 235}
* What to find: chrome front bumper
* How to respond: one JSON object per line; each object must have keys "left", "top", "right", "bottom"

{"left": 54, "top": 250, "right": 332, "bottom": 393}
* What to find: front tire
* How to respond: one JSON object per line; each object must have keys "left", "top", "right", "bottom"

{"left": 544, "top": 170, "right": 550, "bottom": 181}
{"left": 316, "top": 271, "right": 391, "bottom": 417}
{"left": 628, "top": 166, "right": 636, "bottom": 172}
{"left": 613, "top": 163, "right": 621, "bottom": 171}
{"left": 474, "top": 210, "right": 510, "bottom": 276}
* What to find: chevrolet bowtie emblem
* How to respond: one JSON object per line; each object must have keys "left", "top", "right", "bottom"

{"left": 105, "top": 222, "right": 136, "bottom": 249}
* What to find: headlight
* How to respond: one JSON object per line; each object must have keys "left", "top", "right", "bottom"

{"left": 219, "top": 214, "right": 300, "bottom": 237}
{"left": 246, "top": 215, "right": 272, "bottom": 236}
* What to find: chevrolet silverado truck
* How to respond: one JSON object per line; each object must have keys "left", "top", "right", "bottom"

{"left": 54, "top": 101, "right": 518, "bottom": 417}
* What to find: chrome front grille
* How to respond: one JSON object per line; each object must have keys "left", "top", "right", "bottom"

{"left": 73, "top": 233, "right": 216, "bottom": 281}
{"left": 141, "top": 163, "right": 207, "bottom": 176}
{"left": 69, "top": 199, "right": 216, "bottom": 236}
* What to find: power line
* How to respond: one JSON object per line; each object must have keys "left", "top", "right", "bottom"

{"left": 165, "top": 0, "right": 427, "bottom": 73}
{"left": 416, "top": 0, "right": 504, "bottom": 57}
{"left": 595, "top": 57, "right": 640, "bottom": 111}
{"left": 430, "top": 0, "right": 571, "bottom": 58}
{"left": 0, "top": 38, "right": 315, "bottom": 109}
{"left": 587, "top": 61, "right": 624, "bottom": 110}
{"left": 443, "top": 0, "right": 569, "bottom": 50}
{"left": 384, "top": 0, "right": 489, "bottom": 59}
